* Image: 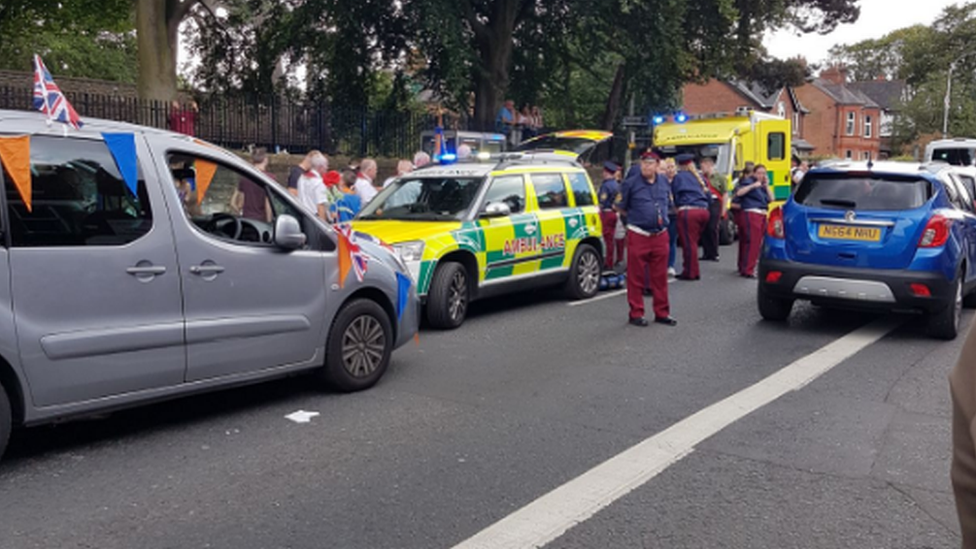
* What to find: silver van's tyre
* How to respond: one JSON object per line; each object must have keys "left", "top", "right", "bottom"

{"left": 0, "top": 383, "right": 10, "bottom": 462}
{"left": 719, "top": 216, "right": 736, "bottom": 245}
{"left": 322, "top": 299, "right": 393, "bottom": 392}
{"left": 427, "top": 262, "right": 469, "bottom": 329}
{"left": 929, "top": 275, "right": 962, "bottom": 341}
{"left": 565, "top": 244, "right": 601, "bottom": 300}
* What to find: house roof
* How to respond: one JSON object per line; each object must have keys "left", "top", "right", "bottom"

{"left": 847, "top": 80, "right": 906, "bottom": 110}
{"left": 811, "top": 79, "right": 881, "bottom": 108}
{"left": 728, "top": 80, "right": 782, "bottom": 109}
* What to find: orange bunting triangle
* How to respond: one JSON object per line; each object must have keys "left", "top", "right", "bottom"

{"left": 0, "top": 136, "right": 31, "bottom": 212}
{"left": 337, "top": 231, "right": 352, "bottom": 289}
{"left": 195, "top": 159, "right": 218, "bottom": 205}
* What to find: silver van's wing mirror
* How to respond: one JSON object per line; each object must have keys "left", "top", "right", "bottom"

{"left": 274, "top": 214, "right": 307, "bottom": 250}
{"left": 482, "top": 202, "right": 511, "bottom": 218}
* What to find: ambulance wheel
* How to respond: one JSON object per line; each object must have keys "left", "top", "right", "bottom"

{"left": 427, "top": 262, "right": 469, "bottom": 329}
{"left": 757, "top": 285, "right": 793, "bottom": 322}
{"left": 0, "top": 381, "right": 10, "bottom": 461}
{"left": 565, "top": 244, "right": 601, "bottom": 300}
{"left": 719, "top": 216, "right": 736, "bottom": 245}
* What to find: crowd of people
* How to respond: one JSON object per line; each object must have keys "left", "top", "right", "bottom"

{"left": 495, "top": 100, "right": 545, "bottom": 146}
{"left": 603, "top": 151, "right": 777, "bottom": 327}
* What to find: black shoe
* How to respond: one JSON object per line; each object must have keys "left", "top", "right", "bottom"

{"left": 654, "top": 316, "right": 678, "bottom": 326}
{"left": 701, "top": 256, "right": 720, "bottom": 262}
{"left": 628, "top": 317, "right": 650, "bottom": 327}
{"left": 676, "top": 275, "right": 700, "bottom": 281}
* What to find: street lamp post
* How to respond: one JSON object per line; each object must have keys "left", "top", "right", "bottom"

{"left": 943, "top": 51, "right": 976, "bottom": 139}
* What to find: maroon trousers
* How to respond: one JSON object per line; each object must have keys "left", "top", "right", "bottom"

{"left": 677, "top": 208, "right": 709, "bottom": 279}
{"left": 600, "top": 211, "right": 625, "bottom": 269}
{"left": 736, "top": 210, "right": 766, "bottom": 276}
{"left": 626, "top": 230, "right": 670, "bottom": 320}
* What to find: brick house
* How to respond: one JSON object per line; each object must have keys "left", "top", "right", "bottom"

{"left": 681, "top": 79, "right": 815, "bottom": 155}
{"left": 794, "top": 67, "right": 883, "bottom": 161}
{"left": 847, "top": 78, "right": 908, "bottom": 159}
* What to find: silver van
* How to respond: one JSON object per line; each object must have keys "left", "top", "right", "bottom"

{"left": 0, "top": 111, "right": 419, "bottom": 461}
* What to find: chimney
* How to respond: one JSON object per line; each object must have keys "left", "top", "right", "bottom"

{"left": 820, "top": 65, "right": 848, "bottom": 85}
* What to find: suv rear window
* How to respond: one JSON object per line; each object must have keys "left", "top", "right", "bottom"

{"left": 932, "top": 147, "right": 975, "bottom": 167}
{"left": 794, "top": 174, "right": 932, "bottom": 211}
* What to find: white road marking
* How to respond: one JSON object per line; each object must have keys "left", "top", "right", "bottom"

{"left": 451, "top": 317, "right": 903, "bottom": 549}
{"left": 569, "top": 279, "right": 678, "bottom": 307}
{"left": 284, "top": 410, "right": 320, "bottom": 424}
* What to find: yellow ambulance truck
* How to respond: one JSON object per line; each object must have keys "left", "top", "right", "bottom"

{"left": 654, "top": 111, "right": 793, "bottom": 201}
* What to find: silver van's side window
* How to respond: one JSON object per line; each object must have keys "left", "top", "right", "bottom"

{"left": 2, "top": 136, "right": 152, "bottom": 247}
{"left": 166, "top": 152, "right": 333, "bottom": 251}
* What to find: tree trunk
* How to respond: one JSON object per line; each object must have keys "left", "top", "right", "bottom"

{"left": 136, "top": 1, "right": 180, "bottom": 101}
{"left": 601, "top": 64, "right": 626, "bottom": 131}
{"left": 470, "top": 0, "right": 520, "bottom": 131}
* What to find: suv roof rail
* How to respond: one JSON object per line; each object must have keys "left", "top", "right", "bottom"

{"left": 422, "top": 150, "right": 583, "bottom": 171}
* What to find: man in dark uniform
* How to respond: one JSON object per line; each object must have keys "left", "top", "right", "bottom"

{"left": 671, "top": 154, "right": 711, "bottom": 281}
{"left": 598, "top": 161, "right": 624, "bottom": 270}
{"left": 699, "top": 157, "right": 726, "bottom": 262}
{"left": 615, "top": 151, "right": 677, "bottom": 327}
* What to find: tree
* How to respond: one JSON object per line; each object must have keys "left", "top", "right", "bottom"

{"left": 136, "top": 0, "right": 220, "bottom": 101}
{"left": 0, "top": 0, "right": 136, "bottom": 81}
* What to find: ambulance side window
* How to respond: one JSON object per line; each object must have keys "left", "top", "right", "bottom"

{"left": 567, "top": 172, "right": 594, "bottom": 206}
{"left": 533, "top": 174, "right": 569, "bottom": 210}
{"left": 768, "top": 133, "right": 786, "bottom": 161}
{"left": 483, "top": 175, "right": 525, "bottom": 214}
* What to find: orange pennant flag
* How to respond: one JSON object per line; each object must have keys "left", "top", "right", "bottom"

{"left": 195, "top": 159, "right": 218, "bottom": 205}
{"left": 0, "top": 136, "right": 31, "bottom": 212}
{"left": 337, "top": 231, "right": 352, "bottom": 289}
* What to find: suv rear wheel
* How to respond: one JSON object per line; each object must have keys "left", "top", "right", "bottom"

{"left": 758, "top": 285, "right": 794, "bottom": 321}
{"left": 565, "top": 244, "right": 601, "bottom": 300}
{"left": 928, "top": 274, "right": 963, "bottom": 340}
{"left": 427, "top": 262, "right": 469, "bottom": 329}
{"left": 321, "top": 299, "right": 393, "bottom": 392}
{"left": 0, "top": 383, "right": 11, "bottom": 461}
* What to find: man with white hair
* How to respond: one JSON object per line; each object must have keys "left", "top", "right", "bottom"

{"left": 457, "top": 144, "right": 472, "bottom": 160}
{"left": 413, "top": 151, "right": 431, "bottom": 169}
{"left": 354, "top": 158, "right": 379, "bottom": 204}
{"left": 297, "top": 152, "right": 331, "bottom": 222}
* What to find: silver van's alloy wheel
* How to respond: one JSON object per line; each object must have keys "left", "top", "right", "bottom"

{"left": 341, "top": 315, "right": 386, "bottom": 378}
{"left": 578, "top": 250, "right": 601, "bottom": 295}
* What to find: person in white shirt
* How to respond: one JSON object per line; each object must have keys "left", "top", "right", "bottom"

{"left": 297, "top": 153, "right": 331, "bottom": 222}
{"left": 354, "top": 158, "right": 379, "bottom": 204}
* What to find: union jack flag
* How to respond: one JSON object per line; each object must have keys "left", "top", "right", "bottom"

{"left": 32, "top": 54, "right": 83, "bottom": 129}
{"left": 337, "top": 223, "right": 369, "bottom": 282}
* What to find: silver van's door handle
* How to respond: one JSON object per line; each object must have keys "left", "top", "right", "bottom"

{"left": 190, "top": 265, "right": 225, "bottom": 275}
{"left": 126, "top": 265, "right": 167, "bottom": 275}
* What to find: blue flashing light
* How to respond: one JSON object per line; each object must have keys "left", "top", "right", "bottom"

{"left": 675, "top": 113, "right": 689, "bottom": 123}
{"left": 652, "top": 115, "right": 666, "bottom": 125}
{"left": 439, "top": 153, "right": 457, "bottom": 163}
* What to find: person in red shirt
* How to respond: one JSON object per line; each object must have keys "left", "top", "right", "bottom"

{"left": 168, "top": 100, "right": 198, "bottom": 136}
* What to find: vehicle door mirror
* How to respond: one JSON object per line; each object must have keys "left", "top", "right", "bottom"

{"left": 274, "top": 214, "right": 307, "bottom": 250}
{"left": 481, "top": 202, "right": 511, "bottom": 218}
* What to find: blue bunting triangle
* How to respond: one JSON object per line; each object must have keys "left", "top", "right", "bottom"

{"left": 101, "top": 133, "right": 138, "bottom": 197}
{"left": 396, "top": 272, "right": 412, "bottom": 323}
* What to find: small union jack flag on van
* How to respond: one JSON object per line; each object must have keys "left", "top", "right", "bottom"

{"left": 32, "top": 54, "right": 83, "bottom": 129}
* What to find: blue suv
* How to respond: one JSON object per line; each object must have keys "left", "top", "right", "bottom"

{"left": 758, "top": 162, "right": 976, "bottom": 340}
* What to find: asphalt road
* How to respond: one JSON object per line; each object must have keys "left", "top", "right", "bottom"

{"left": 0, "top": 254, "right": 965, "bottom": 549}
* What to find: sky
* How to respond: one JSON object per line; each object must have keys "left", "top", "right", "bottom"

{"left": 764, "top": 0, "right": 961, "bottom": 64}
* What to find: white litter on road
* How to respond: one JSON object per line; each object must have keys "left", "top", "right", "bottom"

{"left": 451, "top": 316, "right": 903, "bottom": 549}
{"left": 284, "top": 410, "right": 320, "bottom": 424}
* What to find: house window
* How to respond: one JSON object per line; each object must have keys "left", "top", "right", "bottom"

{"left": 863, "top": 151, "right": 872, "bottom": 161}
{"left": 777, "top": 101, "right": 786, "bottom": 118}
{"left": 846, "top": 150, "right": 853, "bottom": 159}
{"left": 865, "top": 115, "right": 873, "bottom": 138}
{"left": 846, "top": 112, "right": 856, "bottom": 136}
{"left": 880, "top": 112, "right": 894, "bottom": 137}
{"left": 792, "top": 112, "right": 799, "bottom": 136}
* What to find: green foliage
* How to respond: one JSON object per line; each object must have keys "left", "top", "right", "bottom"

{"left": 0, "top": 0, "right": 136, "bottom": 82}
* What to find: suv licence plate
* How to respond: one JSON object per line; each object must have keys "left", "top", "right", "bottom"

{"left": 817, "top": 224, "right": 882, "bottom": 242}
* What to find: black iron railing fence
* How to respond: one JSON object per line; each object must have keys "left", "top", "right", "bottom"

{"left": 0, "top": 87, "right": 453, "bottom": 158}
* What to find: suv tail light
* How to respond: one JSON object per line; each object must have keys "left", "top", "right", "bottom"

{"left": 767, "top": 207, "right": 785, "bottom": 239}
{"left": 919, "top": 215, "right": 951, "bottom": 248}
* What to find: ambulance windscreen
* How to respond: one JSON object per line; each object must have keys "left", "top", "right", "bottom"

{"left": 358, "top": 177, "right": 484, "bottom": 221}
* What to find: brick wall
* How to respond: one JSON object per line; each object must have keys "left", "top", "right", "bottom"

{"left": 682, "top": 81, "right": 755, "bottom": 116}
{"left": 795, "top": 84, "right": 838, "bottom": 157}
{"left": 0, "top": 70, "right": 137, "bottom": 97}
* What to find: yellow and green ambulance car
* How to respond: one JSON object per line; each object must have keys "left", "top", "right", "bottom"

{"left": 352, "top": 153, "right": 604, "bottom": 329}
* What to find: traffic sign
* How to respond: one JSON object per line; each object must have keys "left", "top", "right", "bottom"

{"left": 622, "top": 116, "right": 648, "bottom": 128}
